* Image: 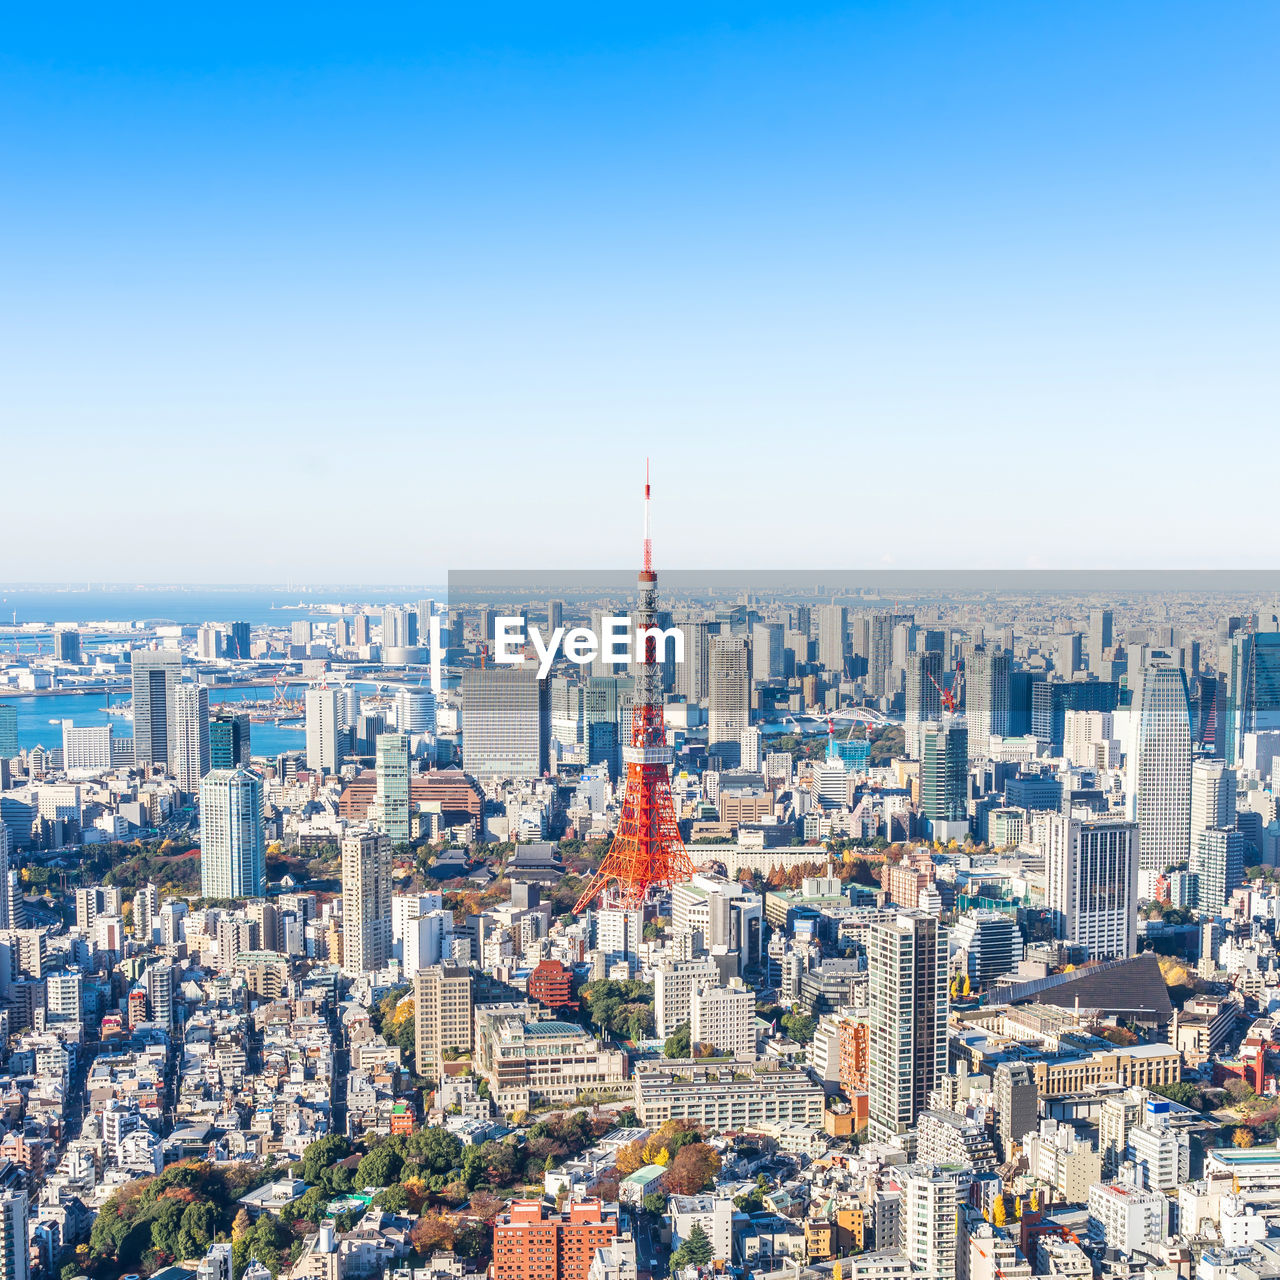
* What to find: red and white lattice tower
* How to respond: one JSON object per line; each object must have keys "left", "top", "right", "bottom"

{"left": 573, "top": 464, "right": 694, "bottom": 913}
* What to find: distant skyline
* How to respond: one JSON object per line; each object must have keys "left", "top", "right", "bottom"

{"left": 5, "top": 2, "right": 1278, "bottom": 581}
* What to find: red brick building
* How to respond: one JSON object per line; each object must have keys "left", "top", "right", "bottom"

{"left": 882, "top": 849, "right": 936, "bottom": 909}
{"left": 492, "top": 1200, "right": 617, "bottom": 1280}
{"left": 527, "top": 959, "right": 577, "bottom": 1012}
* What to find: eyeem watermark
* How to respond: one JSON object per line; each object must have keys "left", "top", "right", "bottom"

{"left": 492, "top": 617, "right": 685, "bottom": 678}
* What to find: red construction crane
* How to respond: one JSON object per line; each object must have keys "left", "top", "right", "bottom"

{"left": 927, "top": 657, "right": 964, "bottom": 714}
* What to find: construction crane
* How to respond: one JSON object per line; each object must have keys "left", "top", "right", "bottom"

{"left": 928, "top": 657, "right": 964, "bottom": 714}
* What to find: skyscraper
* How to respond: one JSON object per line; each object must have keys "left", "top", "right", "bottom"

{"left": 374, "top": 732, "right": 411, "bottom": 843}
{"left": 708, "top": 635, "right": 750, "bottom": 766}
{"left": 905, "top": 651, "right": 942, "bottom": 760}
{"left": 1045, "top": 812, "right": 1138, "bottom": 960}
{"left": 1127, "top": 660, "right": 1193, "bottom": 897}
{"left": 1089, "top": 608, "right": 1114, "bottom": 670}
{"left": 305, "top": 687, "right": 347, "bottom": 774}
{"left": 676, "top": 620, "right": 710, "bottom": 702}
{"left": 131, "top": 649, "right": 182, "bottom": 768}
{"left": 226, "top": 620, "right": 251, "bottom": 660}
{"left": 210, "top": 709, "right": 251, "bottom": 769}
{"left": 171, "top": 683, "right": 210, "bottom": 792}
{"left": 461, "top": 668, "right": 550, "bottom": 779}
{"left": 1223, "top": 629, "right": 1280, "bottom": 765}
{"left": 1191, "top": 759, "right": 1237, "bottom": 850}
{"left": 199, "top": 767, "right": 265, "bottom": 900}
{"left": 1193, "top": 827, "right": 1244, "bottom": 915}
{"left": 53, "top": 627, "right": 81, "bottom": 663}
{"left": 394, "top": 687, "right": 437, "bottom": 734}
{"left": 868, "top": 911, "right": 948, "bottom": 1142}
{"left": 920, "top": 718, "right": 968, "bottom": 836}
{"left": 0, "top": 704, "right": 16, "bottom": 759}
{"left": 816, "top": 605, "right": 847, "bottom": 675}
{"left": 964, "top": 644, "right": 1010, "bottom": 758}
{"left": 867, "top": 612, "right": 895, "bottom": 698}
{"left": 751, "top": 622, "right": 784, "bottom": 682}
{"left": 342, "top": 827, "right": 392, "bottom": 974}
{"left": 414, "top": 963, "right": 473, "bottom": 1082}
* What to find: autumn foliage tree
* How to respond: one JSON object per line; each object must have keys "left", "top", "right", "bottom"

{"left": 663, "top": 1143, "right": 721, "bottom": 1196}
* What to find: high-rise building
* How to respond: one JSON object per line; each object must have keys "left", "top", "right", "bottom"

{"left": 993, "top": 1061, "right": 1038, "bottom": 1162}
{"left": 902, "top": 1171, "right": 957, "bottom": 1280}
{"left": 342, "top": 827, "right": 392, "bottom": 974}
{"left": 1045, "top": 812, "right": 1138, "bottom": 960}
{"left": 171, "top": 683, "right": 211, "bottom": 792}
{"left": 305, "top": 687, "right": 347, "bottom": 774}
{"left": 920, "top": 718, "right": 969, "bottom": 833}
{"left": 0, "top": 705, "right": 16, "bottom": 759}
{"left": 1191, "top": 759, "right": 1237, "bottom": 850}
{"left": 0, "top": 827, "right": 14, "bottom": 933}
{"left": 676, "top": 621, "right": 710, "bottom": 702}
{"left": 708, "top": 635, "right": 750, "bottom": 767}
{"left": 751, "top": 622, "right": 784, "bottom": 682}
{"left": 905, "top": 651, "right": 943, "bottom": 760}
{"left": 1127, "top": 660, "right": 1193, "bottom": 896}
{"left": 394, "top": 687, "right": 437, "bottom": 734}
{"left": 225, "top": 621, "right": 251, "bottom": 660}
{"left": 53, "top": 627, "right": 81, "bottom": 663}
{"left": 210, "top": 709, "right": 251, "bottom": 769}
{"left": 374, "top": 733, "right": 411, "bottom": 843}
{"left": 0, "top": 1190, "right": 29, "bottom": 1280}
{"left": 1032, "top": 679, "right": 1120, "bottom": 753}
{"left": 199, "top": 768, "right": 265, "bottom": 900}
{"left": 1192, "top": 826, "right": 1244, "bottom": 915}
{"left": 134, "top": 882, "right": 159, "bottom": 945}
{"left": 817, "top": 605, "right": 847, "bottom": 675}
{"left": 1089, "top": 609, "right": 1114, "bottom": 670}
{"left": 690, "top": 979, "right": 754, "bottom": 1057}
{"left": 867, "top": 612, "right": 895, "bottom": 698}
{"left": 413, "top": 964, "right": 473, "bottom": 1082}
{"left": 950, "top": 910, "right": 1024, "bottom": 987}
{"left": 1223, "top": 629, "right": 1280, "bottom": 765}
{"left": 382, "top": 605, "right": 414, "bottom": 650}
{"left": 964, "top": 644, "right": 1010, "bottom": 758}
{"left": 131, "top": 649, "right": 182, "bottom": 768}
{"left": 461, "top": 668, "right": 550, "bottom": 779}
{"left": 61, "top": 722, "right": 113, "bottom": 772}
{"left": 868, "top": 911, "right": 948, "bottom": 1142}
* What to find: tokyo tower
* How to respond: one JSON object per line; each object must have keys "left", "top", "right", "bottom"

{"left": 573, "top": 465, "right": 694, "bottom": 913}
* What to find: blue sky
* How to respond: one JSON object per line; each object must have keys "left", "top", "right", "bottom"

{"left": 3, "top": 2, "right": 1277, "bottom": 581}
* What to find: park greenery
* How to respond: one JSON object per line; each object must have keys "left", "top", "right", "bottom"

{"left": 580, "top": 978, "right": 655, "bottom": 1040}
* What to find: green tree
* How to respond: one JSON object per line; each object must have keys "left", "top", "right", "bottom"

{"left": 299, "top": 1134, "right": 351, "bottom": 1186}
{"left": 376, "top": 1183, "right": 411, "bottom": 1212}
{"left": 642, "top": 1192, "right": 668, "bottom": 1216}
{"left": 664, "top": 1023, "right": 691, "bottom": 1058}
{"left": 671, "top": 1223, "right": 713, "bottom": 1268}
{"left": 780, "top": 1011, "right": 816, "bottom": 1044}
{"left": 357, "top": 1143, "right": 405, "bottom": 1189}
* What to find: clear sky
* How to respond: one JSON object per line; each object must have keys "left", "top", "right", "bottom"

{"left": 3, "top": 2, "right": 1277, "bottom": 582}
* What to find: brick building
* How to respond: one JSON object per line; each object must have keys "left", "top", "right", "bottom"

{"left": 527, "top": 959, "right": 577, "bottom": 1012}
{"left": 492, "top": 1200, "right": 618, "bottom": 1280}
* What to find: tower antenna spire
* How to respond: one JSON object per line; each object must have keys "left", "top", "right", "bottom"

{"left": 643, "top": 457, "right": 653, "bottom": 577}
{"left": 574, "top": 459, "right": 692, "bottom": 913}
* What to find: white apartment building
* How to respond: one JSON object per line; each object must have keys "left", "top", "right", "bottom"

{"left": 689, "top": 978, "right": 754, "bottom": 1058}
{"left": 1045, "top": 811, "right": 1138, "bottom": 960}
{"left": 654, "top": 957, "right": 719, "bottom": 1037}
{"left": 1087, "top": 1181, "right": 1167, "bottom": 1253}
